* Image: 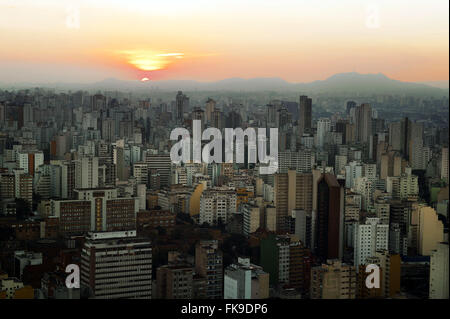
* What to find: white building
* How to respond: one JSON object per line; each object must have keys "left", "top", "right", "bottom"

{"left": 316, "top": 118, "right": 331, "bottom": 148}
{"left": 429, "top": 242, "right": 449, "bottom": 299}
{"left": 354, "top": 176, "right": 373, "bottom": 210}
{"left": 199, "top": 187, "right": 236, "bottom": 226}
{"left": 353, "top": 218, "right": 389, "bottom": 269}
{"left": 345, "top": 161, "right": 363, "bottom": 189}
{"left": 242, "top": 203, "right": 261, "bottom": 236}
{"left": 75, "top": 156, "right": 99, "bottom": 189}
{"left": 224, "top": 257, "right": 269, "bottom": 299}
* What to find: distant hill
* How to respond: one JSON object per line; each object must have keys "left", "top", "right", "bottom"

{"left": 2, "top": 72, "right": 448, "bottom": 96}
{"left": 417, "top": 80, "right": 449, "bottom": 89}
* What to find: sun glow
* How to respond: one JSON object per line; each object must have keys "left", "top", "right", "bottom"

{"left": 117, "top": 50, "right": 184, "bottom": 71}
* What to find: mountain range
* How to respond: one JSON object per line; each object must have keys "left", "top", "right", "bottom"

{"left": 2, "top": 72, "right": 449, "bottom": 96}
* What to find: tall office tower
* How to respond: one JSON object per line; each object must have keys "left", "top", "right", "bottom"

{"left": 360, "top": 252, "right": 401, "bottom": 298}
{"left": 242, "top": 202, "right": 261, "bottom": 236}
{"left": 429, "top": 242, "right": 449, "bottom": 299}
{"left": 400, "top": 118, "right": 412, "bottom": 160}
{"left": 441, "top": 147, "right": 449, "bottom": 184}
{"left": 408, "top": 121, "right": 424, "bottom": 165}
{"left": 354, "top": 103, "right": 372, "bottom": 144}
{"left": 310, "top": 260, "right": 357, "bottom": 299}
{"left": 199, "top": 187, "right": 237, "bottom": 226}
{"left": 101, "top": 118, "right": 115, "bottom": 142}
{"left": 176, "top": 91, "right": 189, "bottom": 124}
{"left": 389, "top": 118, "right": 423, "bottom": 161}
{"left": 224, "top": 257, "right": 269, "bottom": 299}
{"left": 145, "top": 153, "right": 171, "bottom": 188}
{"left": 274, "top": 170, "right": 313, "bottom": 233}
{"left": 205, "top": 98, "right": 216, "bottom": 125}
{"left": 380, "top": 151, "right": 403, "bottom": 179}
{"left": 195, "top": 240, "right": 223, "bottom": 299}
{"left": 389, "top": 121, "right": 403, "bottom": 151}
{"left": 81, "top": 231, "right": 152, "bottom": 299}
{"left": 316, "top": 118, "right": 331, "bottom": 148}
{"left": 16, "top": 150, "right": 44, "bottom": 177}
{"left": 266, "top": 104, "right": 277, "bottom": 126}
{"left": 210, "top": 109, "right": 224, "bottom": 130}
{"left": 156, "top": 262, "right": 194, "bottom": 299}
{"left": 0, "top": 102, "right": 5, "bottom": 123}
{"left": 74, "top": 157, "right": 99, "bottom": 189}
{"left": 353, "top": 218, "right": 389, "bottom": 269}
{"left": 346, "top": 101, "right": 357, "bottom": 116}
{"left": 298, "top": 95, "right": 312, "bottom": 136}
{"left": 314, "top": 174, "right": 344, "bottom": 261}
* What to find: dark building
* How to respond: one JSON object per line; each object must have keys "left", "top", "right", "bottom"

{"left": 299, "top": 95, "right": 312, "bottom": 136}
{"left": 314, "top": 173, "right": 343, "bottom": 261}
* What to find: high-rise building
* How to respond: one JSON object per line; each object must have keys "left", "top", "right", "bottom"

{"left": 16, "top": 150, "right": 44, "bottom": 177}
{"left": 299, "top": 95, "right": 312, "bottom": 137}
{"left": 441, "top": 147, "right": 449, "bottom": 184}
{"left": 429, "top": 242, "right": 449, "bottom": 299}
{"left": 81, "top": 231, "right": 152, "bottom": 299}
{"left": 145, "top": 154, "right": 171, "bottom": 188}
{"left": 75, "top": 157, "right": 99, "bottom": 189}
{"left": 176, "top": 91, "right": 189, "bottom": 123}
{"left": 195, "top": 240, "right": 223, "bottom": 299}
{"left": 242, "top": 202, "right": 261, "bottom": 236}
{"left": 274, "top": 170, "right": 313, "bottom": 233}
{"left": 316, "top": 118, "right": 331, "bottom": 148}
{"left": 205, "top": 98, "right": 216, "bottom": 125}
{"left": 414, "top": 205, "right": 444, "bottom": 256}
{"left": 314, "top": 174, "right": 344, "bottom": 261}
{"left": 353, "top": 218, "right": 389, "bottom": 269}
{"left": 354, "top": 103, "right": 372, "bottom": 144}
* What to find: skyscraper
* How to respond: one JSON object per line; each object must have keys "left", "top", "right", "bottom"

{"left": 354, "top": 103, "right": 372, "bottom": 144}
{"left": 299, "top": 95, "right": 312, "bottom": 137}
{"left": 176, "top": 91, "right": 189, "bottom": 124}
{"left": 314, "top": 173, "right": 344, "bottom": 261}
{"left": 274, "top": 170, "right": 313, "bottom": 233}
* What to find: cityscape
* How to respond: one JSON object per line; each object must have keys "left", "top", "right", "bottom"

{"left": 0, "top": 0, "right": 448, "bottom": 304}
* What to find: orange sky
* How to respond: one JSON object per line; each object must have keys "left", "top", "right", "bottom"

{"left": 0, "top": 0, "right": 448, "bottom": 83}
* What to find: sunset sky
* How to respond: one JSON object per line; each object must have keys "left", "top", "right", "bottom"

{"left": 0, "top": 0, "right": 448, "bottom": 83}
